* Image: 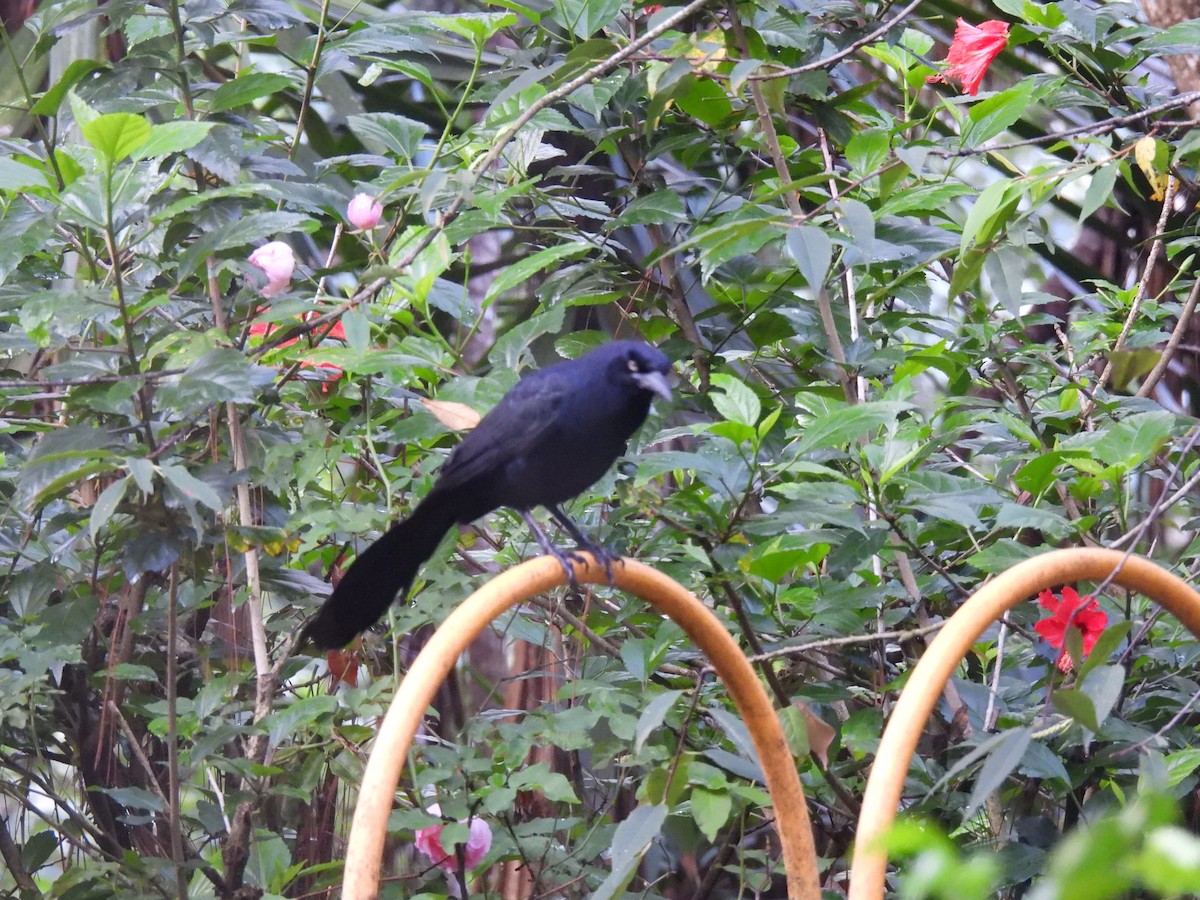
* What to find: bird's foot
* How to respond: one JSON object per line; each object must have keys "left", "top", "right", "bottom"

{"left": 572, "top": 539, "right": 621, "bottom": 585}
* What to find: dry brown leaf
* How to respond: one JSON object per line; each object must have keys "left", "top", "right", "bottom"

{"left": 795, "top": 699, "right": 836, "bottom": 768}
{"left": 422, "top": 398, "right": 482, "bottom": 431}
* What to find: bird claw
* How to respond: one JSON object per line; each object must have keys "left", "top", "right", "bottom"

{"left": 546, "top": 543, "right": 621, "bottom": 588}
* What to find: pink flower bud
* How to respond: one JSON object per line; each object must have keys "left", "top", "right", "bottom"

{"left": 346, "top": 193, "right": 384, "bottom": 231}
{"left": 247, "top": 241, "right": 295, "bottom": 297}
{"left": 414, "top": 814, "right": 492, "bottom": 872}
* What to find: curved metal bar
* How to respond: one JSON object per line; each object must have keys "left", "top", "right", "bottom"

{"left": 850, "top": 548, "right": 1200, "bottom": 899}
{"left": 343, "top": 554, "right": 821, "bottom": 898}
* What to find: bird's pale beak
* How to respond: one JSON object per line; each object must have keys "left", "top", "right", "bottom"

{"left": 633, "top": 370, "right": 672, "bottom": 402}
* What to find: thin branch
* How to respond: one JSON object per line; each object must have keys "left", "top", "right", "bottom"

{"left": 746, "top": 621, "right": 943, "bottom": 665}
{"left": 752, "top": 0, "right": 924, "bottom": 79}
{"left": 1084, "top": 174, "right": 1178, "bottom": 414}
{"left": 1137, "top": 273, "right": 1200, "bottom": 400}
{"left": 928, "top": 92, "right": 1200, "bottom": 158}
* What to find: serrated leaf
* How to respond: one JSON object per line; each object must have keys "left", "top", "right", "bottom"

{"left": 160, "top": 465, "right": 223, "bottom": 511}
{"left": 19, "top": 426, "right": 117, "bottom": 508}
{"left": 158, "top": 348, "right": 273, "bottom": 409}
{"left": 210, "top": 72, "right": 296, "bottom": 112}
{"left": 131, "top": 121, "right": 214, "bottom": 160}
{"left": 793, "top": 401, "right": 912, "bottom": 455}
{"left": 551, "top": 0, "right": 622, "bottom": 39}
{"left": 81, "top": 112, "right": 151, "bottom": 164}
{"left": 709, "top": 373, "right": 760, "bottom": 427}
{"left": 258, "top": 695, "right": 339, "bottom": 745}
{"left": 484, "top": 243, "right": 591, "bottom": 304}
{"left": 346, "top": 112, "right": 429, "bottom": 161}
{"left": 1092, "top": 411, "right": 1174, "bottom": 469}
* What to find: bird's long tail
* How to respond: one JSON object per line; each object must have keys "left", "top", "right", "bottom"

{"left": 301, "top": 495, "right": 457, "bottom": 649}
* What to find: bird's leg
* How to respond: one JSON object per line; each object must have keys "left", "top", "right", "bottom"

{"left": 546, "top": 504, "right": 619, "bottom": 585}
{"left": 520, "top": 509, "right": 581, "bottom": 585}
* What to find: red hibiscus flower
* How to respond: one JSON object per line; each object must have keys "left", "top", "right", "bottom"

{"left": 247, "top": 309, "right": 346, "bottom": 388}
{"left": 927, "top": 18, "right": 1009, "bottom": 96}
{"left": 1033, "top": 586, "right": 1108, "bottom": 672}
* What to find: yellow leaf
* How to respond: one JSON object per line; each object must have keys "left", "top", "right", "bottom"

{"left": 421, "top": 398, "right": 481, "bottom": 431}
{"left": 1134, "top": 135, "right": 1168, "bottom": 202}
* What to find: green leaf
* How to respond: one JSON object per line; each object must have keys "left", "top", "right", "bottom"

{"left": 89, "top": 476, "right": 129, "bottom": 542}
{"left": 18, "top": 426, "right": 118, "bottom": 509}
{"left": 845, "top": 128, "right": 889, "bottom": 181}
{"left": 425, "top": 11, "right": 519, "bottom": 42}
{"left": 80, "top": 112, "right": 151, "bottom": 164}
{"left": 591, "top": 805, "right": 668, "bottom": 900}
{"left": 611, "top": 190, "right": 687, "bottom": 228}
{"left": 777, "top": 704, "right": 812, "bottom": 758}
{"left": 964, "top": 78, "right": 1037, "bottom": 146}
{"left": 509, "top": 763, "right": 580, "bottom": 802}
{"left": 160, "top": 465, "right": 223, "bottom": 512}
{"left": 786, "top": 226, "right": 833, "bottom": 290}
{"left": 1091, "top": 411, "right": 1175, "bottom": 469}
{"left": 99, "top": 786, "right": 164, "bottom": 812}
{"left": 635, "top": 691, "right": 683, "bottom": 753}
{"left": 31, "top": 59, "right": 107, "bottom": 116}
{"left": 675, "top": 78, "right": 734, "bottom": 127}
{"left": 1078, "top": 620, "right": 1131, "bottom": 679}
{"left": 342, "top": 309, "right": 370, "bottom": 354}
{"left": 0, "top": 156, "right": 45, "bottom": 191}
{"left": 1052, "top": 688, "right": 1099, "bottom": 733}
{"left": 131, "top": 121, "right": 214, "bottom": 160}
{"left": 259, "top": 695, "right": 339, "bottom": 745}
{"left": 691, "top": 786, "right": 732, "bottom": 841}
{"left": 551, "top": 0, "right": 622, "bottom": 39}
{"left": 484, "top": 243, "right": 591, "bottom": 305}
{"left": 1079, "top": 664, "right": 1124, "bottom": 728}
{"left": 793, "top": 401, "right": 912, "bottom": 455}
{"left": 1079, "top": 161, "right": 1118, "bottom": 223}
{"left": 346, "top": 112, "right": 429, "bottom": 161}
{"left": 157, "top": 348, "right": 274, "bottom": 409}
{"left": 210, "top": 72, "right": 296, "bottom": 112}
{"left": 984, "top": 245, "right": 1026, "bottom": 315}
{"left": 962, "top": 727, "right": 1033, "bottom": 819}
{"left": 709, "top": 373, "right": 761, "bottom": 427}
{"left": 1142, "top": 19, "right": 1200, "bottom": 53}
{"left": 21, "top": 831, "right": 58, "bottom": 872}
{"left": 960, "top": 177, "right": 1016, "bottom": 255}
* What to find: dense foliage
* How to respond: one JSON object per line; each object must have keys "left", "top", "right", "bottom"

{"left": 3, "top": 0, "right": 1200, "bottom": 896}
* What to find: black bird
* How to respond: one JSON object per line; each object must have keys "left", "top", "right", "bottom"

{"left": 301, "top": 340, "right": 672, "bottom": 650}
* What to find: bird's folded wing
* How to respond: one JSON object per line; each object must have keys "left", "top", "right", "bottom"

{"left": 431, "top": 369, "right": 569, "bottom": 492}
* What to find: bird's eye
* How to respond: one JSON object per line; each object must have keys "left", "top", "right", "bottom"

{"left": 626, "top": 358, "right": 641, "bottom": 373}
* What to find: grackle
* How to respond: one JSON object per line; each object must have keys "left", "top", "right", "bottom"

{"left": 301, "top": 340, "right": 672, "bottom": 649}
